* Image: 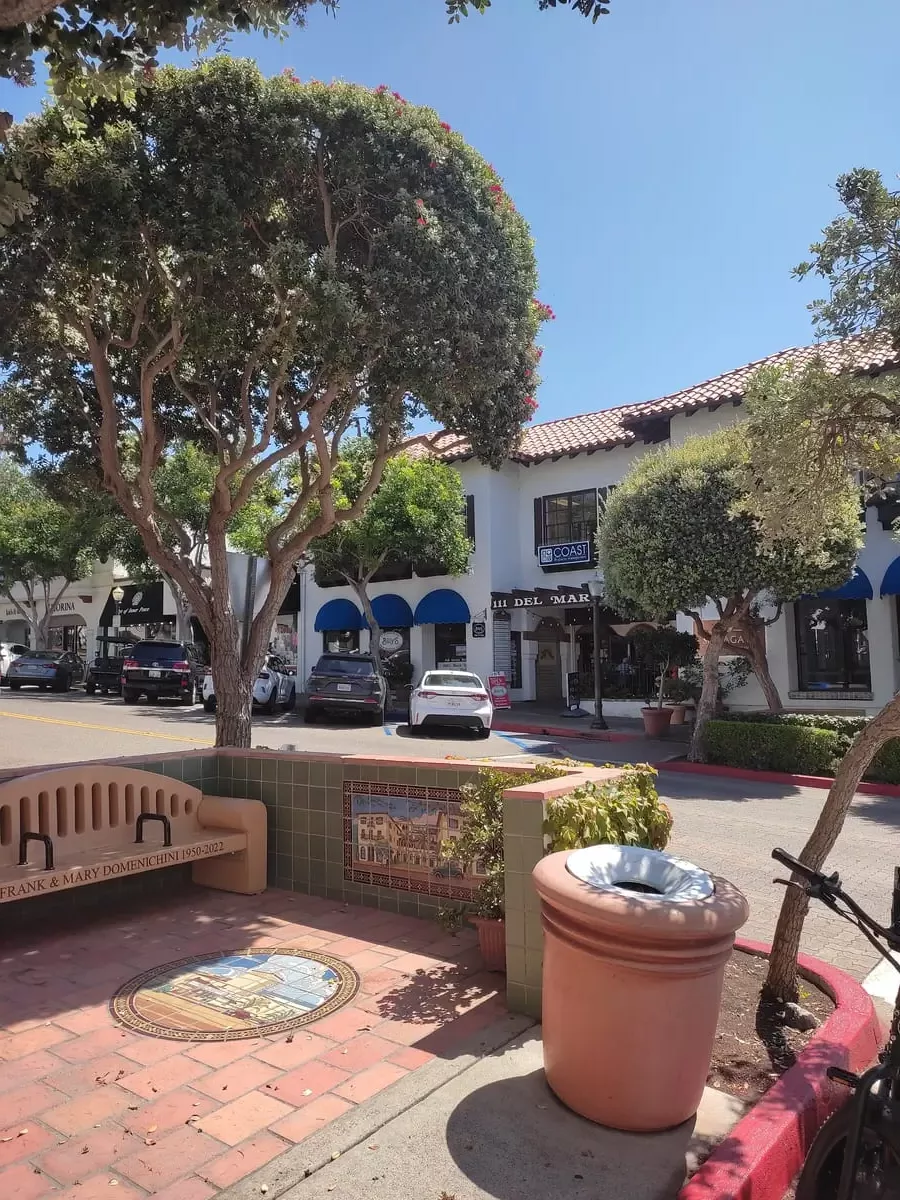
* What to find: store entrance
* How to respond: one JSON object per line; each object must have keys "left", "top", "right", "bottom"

{"left": 534, "top": 620, "right": 563, "bottom": 703}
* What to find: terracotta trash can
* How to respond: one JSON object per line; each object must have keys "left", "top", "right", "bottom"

{"left": 532, "top": 844, "right": 749, "bottom": 1133}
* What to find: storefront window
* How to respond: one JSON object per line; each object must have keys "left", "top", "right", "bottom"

{"left": 794, "top": 598, "right": 871, "bottom": 692}
{"left": 48, "top": 624, "right": 87, "bottom": 655}
{"left": 434, "top": 622, "right": 467, "bottom": 668}
{"left": 324, "top": 629, "right": 360, "bottom": 653}
{"left": 542, "top": 490, "right": 598, "bottom": 546}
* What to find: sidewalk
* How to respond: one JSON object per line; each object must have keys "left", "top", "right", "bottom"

{"left": 223, "top": 1028, "right": 747, "bottom": 1200}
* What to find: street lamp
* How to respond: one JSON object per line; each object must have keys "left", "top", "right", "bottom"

{"left": 586, "top": 578, "right": 608, "bottom": 731}
{"left": 111, "top": 585, "right": 125, "bottom": 630}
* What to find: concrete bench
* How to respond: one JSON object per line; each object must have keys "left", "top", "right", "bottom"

{"left": 0, "top": 765, "right": 267, "bottom": 903}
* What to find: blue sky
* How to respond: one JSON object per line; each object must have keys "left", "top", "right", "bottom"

{"left": 2, "top": 0, "right": 896, "bottom": 424}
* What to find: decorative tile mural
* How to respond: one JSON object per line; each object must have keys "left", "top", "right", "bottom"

{"left": 343, "top": 780, "right": 481, "bottom": 900}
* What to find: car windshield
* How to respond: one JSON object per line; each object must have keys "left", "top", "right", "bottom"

{"left": 131, "top": 644, "right": 185, "bottom": 662}
{"left": 19, "top": 651, "right": 63, "bottom": 661}
{"left": 314, "top": 657, "right": 375, "bottom": 677}
{"left": 421, "top": 673, "right": 483, "bottom": 689}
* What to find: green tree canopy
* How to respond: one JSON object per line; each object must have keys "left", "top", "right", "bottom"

{"left": 597, "top": 427, "right": 861, "bottom": 755}
{"left": 0, "top": 57, "right": 544, "bottom": 744}
{"left": 307, "top": 443, "right": 471, "bottom": 666}
{"left": 0, "top": 458, "right": 117, "bottom": 647}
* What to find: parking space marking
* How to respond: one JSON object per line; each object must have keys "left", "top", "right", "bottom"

{"left": 0, "top": 709, "right": 213, "bottom": 744}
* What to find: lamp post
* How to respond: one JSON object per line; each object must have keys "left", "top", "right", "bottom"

{"left": 586, "top": 578, "right": 608, "bottom": 731}
{"left": 111, "top": 585, "right": 124, "bottom": 630}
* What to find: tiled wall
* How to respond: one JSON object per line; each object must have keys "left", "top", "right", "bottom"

{"left": 3, "top": 747, "right": 623, "bottom": 1020}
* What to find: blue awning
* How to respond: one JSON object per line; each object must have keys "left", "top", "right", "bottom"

{"left": 819, "top": 567, "right": 874, "bottom": 601}
{"left": 414, "top": 588, "right": 471, "bottom": 626}
{"left": 369, "top": 593, "right": 414, "bottom": 629}
{"left": 313, "top": 598, "right": 365, "bottom": 632}
{"left": 882, "top": 558, "right": 900, "bottom": 597}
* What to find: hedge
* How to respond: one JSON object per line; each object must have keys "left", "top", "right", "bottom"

{"left": 703, "top": 720, "right": 842, "bottom": 776}
{"left": 718, "top": 711, "right": 868, "bottom": 756}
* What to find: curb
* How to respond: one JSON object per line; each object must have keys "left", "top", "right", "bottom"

{"left": 657, "top": 759, "right": 900, "bottom": 798}
{"left": 492, "top": 718, "right": 642, "bottom": 743}
{"left": 678, "top": 938, "right": 882, "bottom": 1200}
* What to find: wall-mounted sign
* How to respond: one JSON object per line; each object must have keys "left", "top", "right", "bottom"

{"left": 538, "top": 540, "right": 592, "bottom": 567}
{"left": 491, "top": 589, "right": 591, "bottom": 610}
{"left": 378, "top": 630, "right": 404, "bottom": 653}
{"left": 471, "top": 621, "right": 486, "bottom": 638}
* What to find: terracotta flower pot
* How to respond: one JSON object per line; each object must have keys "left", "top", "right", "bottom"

{"left": 665, "top": 702, "right": 687, "bottom": 726}
{"left": 472, "top": 916, "right": 506, "bottom": 973}
{"left": 641, "top": 706, "right": 673, "bottom": 737}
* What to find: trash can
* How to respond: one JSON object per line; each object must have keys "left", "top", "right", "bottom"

{"left": 532, "top": 844, "right": 749, "bottom": 1132}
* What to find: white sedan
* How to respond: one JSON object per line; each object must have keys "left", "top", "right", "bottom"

{"left": 203, "top": 653, "right": 296, "bottom": 714}
{"left": 409, "top": 670, "right": 493, "bottom": 737}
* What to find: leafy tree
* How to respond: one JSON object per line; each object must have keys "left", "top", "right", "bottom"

{"left": 0, "top": 58, "right": 544, "bottom": 746}
{"left": 629, "top": 626, "right": 697, "bottom": 709}
{"left": 742, "top": 168, "right": 900, "bottom": 1007}
{"left": 306, "top": 443, "right": 471, "bottom": 670}
{"left": 0, "top": 459, "right": 116, "bottom": 647}
{"left": 597, "top": 429, "right": 861, "bottom": 759}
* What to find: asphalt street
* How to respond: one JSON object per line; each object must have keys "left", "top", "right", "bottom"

{"left": 1, "top": 687, "right": 897, "bottom": 978}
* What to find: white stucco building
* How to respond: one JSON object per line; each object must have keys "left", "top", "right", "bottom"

{"left": 299, "top": 336, "right": 900, "bottom": 716}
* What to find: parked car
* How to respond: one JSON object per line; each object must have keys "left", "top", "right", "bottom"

{"left": 85, "top": 639, "right": 136, "bottom": 696}
{"left": 6, "top": 649, "right": 86, "bottom": 692}
{"left": 0, "top": 642, "right": 30, "bottom": 684}
{"left": 302, "top": 652, "right": 387, "bottom": 724}
{"left": 121, "top": 640, "right": 206, "bottom": 705}
{"left": 409, "top": 670, "right": 493, "bottom": 736}
{"left": 202, "top": 653, "right": 296, "bottom": 714}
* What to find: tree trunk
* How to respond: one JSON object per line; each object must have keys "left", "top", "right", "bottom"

{"left": 763, "top": 693, "right": 900, "bottom": 1003}
{"left": 742, "top": 616, "right": 783, "bottom": 713}
{"left": 689, "top": 628, "right": 726, "bottom": 761}
{"left": 352, "top": 580, "right": 382, "bottom": 672}
{"left": 209, "top": 623, "right": 253, "bottom": 749}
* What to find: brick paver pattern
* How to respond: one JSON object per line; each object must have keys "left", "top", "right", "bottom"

{"left": 0, "top": 890, "right": 506, "bottom": 1197}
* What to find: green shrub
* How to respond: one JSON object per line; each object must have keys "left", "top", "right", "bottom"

{"left": 868, "top": 740, "right": 900, "bottom": 785}
{"left": 543, "top": 763, "right": 672, "bottom": 854}
{"left": 703, "top": 720, "right": 841, "bottom": 775}
{"left": 718, "top": 711, "right": 868, "bottom": 756}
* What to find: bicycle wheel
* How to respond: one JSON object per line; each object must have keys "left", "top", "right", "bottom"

{"left": 796, "top": 1101, "right": 900, "bottom": 1200}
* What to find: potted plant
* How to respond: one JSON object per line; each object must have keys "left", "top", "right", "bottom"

{"left": 447, "top": 765, "right": 564, "bottom": 972}
{"left": 660, "top": 675, "right": 693, "bottom": 725}
{"left": 630, "top": 627, "right": 698, "bottom": 737}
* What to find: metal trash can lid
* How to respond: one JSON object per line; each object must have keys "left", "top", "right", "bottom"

{"left": 566, "top": 844, "right": 714, "bottom": 902}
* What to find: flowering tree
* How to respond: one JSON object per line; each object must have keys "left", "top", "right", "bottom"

{"left": 0, "top": 58, "right": 546, "bottom": 745}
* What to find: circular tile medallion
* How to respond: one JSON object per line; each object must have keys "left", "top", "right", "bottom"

{"left": 111, "top": 949, "right": 359, "bottom": 1042}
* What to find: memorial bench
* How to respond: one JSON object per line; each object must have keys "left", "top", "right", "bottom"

{"left": 0, "top": 765, "right": 267, "bottom": 903}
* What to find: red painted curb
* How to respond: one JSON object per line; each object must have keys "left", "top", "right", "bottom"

{"left": 678, "top": 938, "right": 882, "bottom": 1200}
{"left": 657, "top": 758, "right": 900, "bottom": 798}
{"left": 492, "top": 719, "right": 642, "bottom": 743}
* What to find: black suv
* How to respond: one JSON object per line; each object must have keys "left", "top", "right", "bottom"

{"left": 121, "top": 640, "right": 207, "bottom": 705}
{"left": 303, "top": 653, "right": 387, "bottom": 725}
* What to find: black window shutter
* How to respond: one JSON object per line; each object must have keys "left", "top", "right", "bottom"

{"left": 533, "top": 497, "right": 544, "bottom": 553}
{"left": 465, "top": 494, "right": 476, "bottom": 548}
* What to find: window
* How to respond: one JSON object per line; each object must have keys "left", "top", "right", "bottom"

{"left": 465, "top": 495, "right": 476, "bottom": 548}
{"left": 434, "top": 622, "right": 467, "bottom": 668}
{"left": 794, "top": 598, "right": 871, "bottom": 692}
{"left": 323, "top": 629, "right": 360, "bottom": 653}
{"left": 541, "top": 489, "right": 598, "bottom": 546}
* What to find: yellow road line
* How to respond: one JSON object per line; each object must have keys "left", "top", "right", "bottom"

{"left": 0, "top": 709, "right": 213, "bottom": 745}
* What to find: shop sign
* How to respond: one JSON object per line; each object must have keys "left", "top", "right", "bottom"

{"left": 488, "top": 674, "right": 511, "bottom": 709}
{"left": 2, "top": 605, "right": 22, "bottom": 619}
{"left": 471, "top": 621, "right": 486, "bottom": 638}
{"left": 538, "top": 540, "right": 591, "bottom": 567}
{"left": 379, "top": 630, "right": 404, "bottom": 653}
{"left": 491, "top": 589, "right": 590, "bottom": 610}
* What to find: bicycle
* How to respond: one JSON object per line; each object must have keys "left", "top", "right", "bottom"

{"left": 771, "top": 846, "right": 900, "bottom": 1199}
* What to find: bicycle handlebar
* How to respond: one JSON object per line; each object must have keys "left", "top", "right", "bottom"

{"left": 772, "top": 847, "right": 828, "bottom": 886}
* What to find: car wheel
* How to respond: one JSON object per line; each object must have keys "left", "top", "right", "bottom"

{"left": 371, "top": 706, "right": 385, "bottom": 727}
{"left": 477, "top": 725, "right": 491, "bottom": 739}
{"left": 304, "top": 706, "right": 318, "bottom": 724}
{"left": 203, "top": 695, "right": 216, "bottom": 713}
{"left": 181, "top": 681, "right": 196, "bottom": 706}
{"left": 39, "top": 683, "right": 51, "bottom": 691}
{"left": 85, "top": 681, "right": 96, "bottom": 696}
{"left": 264, "top": 687, "right": 278, "bottom": 715}
{"left": 122, "top": 688, "right": 139, "bottom": 704}
{"left": 9, "top": 681, "right": 21, "bottom": 691}
{"left": 283, "top": 686, "right": 296, "bottom": 712}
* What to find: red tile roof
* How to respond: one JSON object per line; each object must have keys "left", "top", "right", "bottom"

{"left": 421, "top": 334, "right": 898, "bottom": 466}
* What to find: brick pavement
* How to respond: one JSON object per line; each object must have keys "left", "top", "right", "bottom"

{"left": 660, "top": 769, "right": 900, "bottom": 980}
{"left": 0, "top": 889, "right": 507, "bottom": 1197}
